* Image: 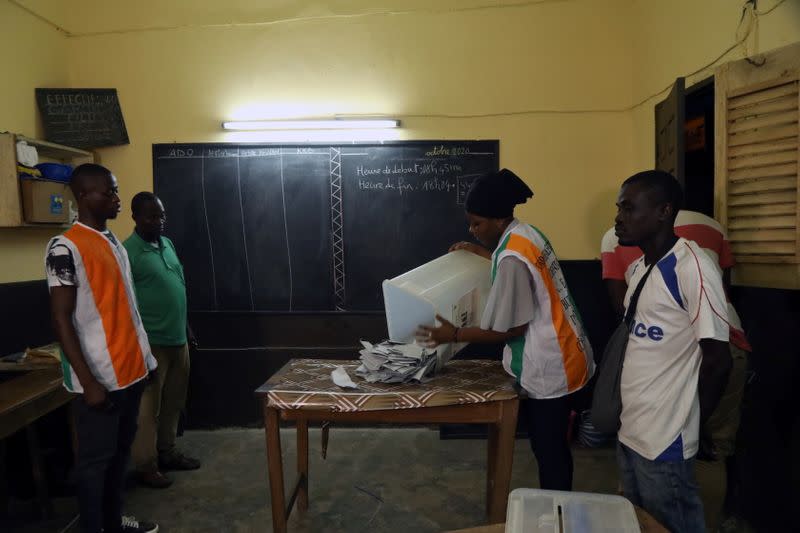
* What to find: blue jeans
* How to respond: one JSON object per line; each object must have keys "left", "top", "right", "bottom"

{"left": 617, "top": 442, "right": 706, "bottom": 533}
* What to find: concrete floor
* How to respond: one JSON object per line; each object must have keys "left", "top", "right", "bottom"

{"left": 8, "top": 426, "right": 729, "bottom": 532}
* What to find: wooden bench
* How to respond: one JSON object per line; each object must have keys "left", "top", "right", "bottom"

{"left": 0, "top": 367, "right": 74, "bottom": 518}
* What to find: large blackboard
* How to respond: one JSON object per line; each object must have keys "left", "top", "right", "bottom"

{"left": 35, "top": 88, "right": 129, "bottom": 149}
{"left": 153, "top": 141, "right": 498, "bottom": 312}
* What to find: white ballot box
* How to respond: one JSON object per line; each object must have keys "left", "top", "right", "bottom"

{"left": 382, "top": 250, "right": 491, "bottom": 369}
{"left": 506, "top": 488, "right": 640, "bottom": 533}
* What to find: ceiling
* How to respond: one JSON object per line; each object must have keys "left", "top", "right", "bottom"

{"left": 13, "top": 0, "right": 586, "bottom": 37}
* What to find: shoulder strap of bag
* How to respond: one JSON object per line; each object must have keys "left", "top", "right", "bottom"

{"left": 623, "top": 262, "right": 656, "bottom": 326}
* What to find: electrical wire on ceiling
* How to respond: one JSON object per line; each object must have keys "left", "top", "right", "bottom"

{"left": 755, "top": 0, "right": 788, "bottom": 15}
{"left": 396, "top": 0, "right": 787, "bottom": 118}
{"left": 7, "top": 0, "right": 575, "bottom": 38}
{"left": 7, "top": 0, "right": 69, "bottom": 35}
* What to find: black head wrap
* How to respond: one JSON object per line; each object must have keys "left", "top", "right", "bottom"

{"left": 465, "top": 168, "right": 534, "bottom": 218}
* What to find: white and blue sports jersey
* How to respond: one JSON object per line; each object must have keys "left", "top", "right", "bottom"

{"left": 619, "top": 238, "right": 730, "bottom": 461}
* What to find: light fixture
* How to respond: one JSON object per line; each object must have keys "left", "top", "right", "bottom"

{"left": 222, "top": 118, "right": 400, "bottom": 131}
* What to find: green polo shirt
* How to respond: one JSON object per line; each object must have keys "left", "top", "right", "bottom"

{"left": 124, "top": 231, "right": 187, "bottom": 346}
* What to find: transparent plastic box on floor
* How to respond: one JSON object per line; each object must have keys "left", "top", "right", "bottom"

{"left": 505, "top": 488, "right": 640, "bottom": 533}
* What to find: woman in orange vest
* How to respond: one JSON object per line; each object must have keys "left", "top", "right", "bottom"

{"left": 418, "top": 169, "right": 594, "bottom": 490}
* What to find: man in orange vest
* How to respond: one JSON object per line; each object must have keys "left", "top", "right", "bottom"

{"left": 47, "top": 164, "right": 159, "bottom": 533}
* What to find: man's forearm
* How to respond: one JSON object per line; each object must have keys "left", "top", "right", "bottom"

{"left": 604, "top": 279, "right": 627, "bottom": 318}
{"left": 52, "top": 314, "right": 97, "bottom": 387}
{"left": 457, "top": 325, "right": 525, "bottom": 344}
{"left": 187, "top": 322, "right": 197, "bottom": 345}
{"left": 698, "top": 341, "right": 733, "bottom": 426}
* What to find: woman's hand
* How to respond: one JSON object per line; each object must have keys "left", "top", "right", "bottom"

{"left": 449, "top": 241, "right": 491, "bottom": 259}
{"left": 415, "top": 314, "right": 458, "bottom": 348}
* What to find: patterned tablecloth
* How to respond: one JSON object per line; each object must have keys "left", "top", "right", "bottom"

{"left": 260, "top": 359, "right": 518, "bottom": 412}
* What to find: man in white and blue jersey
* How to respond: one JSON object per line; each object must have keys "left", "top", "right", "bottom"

{"left": 613, "top": 170, "right": 732, "bottom": 532}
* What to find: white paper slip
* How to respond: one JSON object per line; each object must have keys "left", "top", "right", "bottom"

{"left": 356, "top": 339, "right": 439, "bottom": 384}
{"left": 361, "top": 353, "right": 386, "bottom": 371}
{"left": 331, "top": 366, "right": 360, "bottom": 389}
{"left": 412, "top": 363, "right": 430, "bottom": 382}
{"left": 396, "top": 343, "right": 426, "bottom": 359}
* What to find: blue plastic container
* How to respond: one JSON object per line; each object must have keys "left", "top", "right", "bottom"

{"left": 35, "top": 163, "right": 73, "bottom": 182}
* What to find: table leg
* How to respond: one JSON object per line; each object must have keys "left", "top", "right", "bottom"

{"left": 0, "top": 439, "right": 8, "bottom": 517}
{"left": 486, "top": 422, "right": 498, "bottom": 518}
{"left": 264, "top": 406, "right": 287, "bottom": 533}
{"left": 486, "top": 399, "right": 519, "bottom": 524}
{"left": 26, "top": 424, "right": 53, "bottom": 519}
{"left": 297, "top": 419, "right": 309, "bottom": 511}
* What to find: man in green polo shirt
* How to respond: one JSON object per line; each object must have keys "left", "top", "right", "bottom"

{"left": 125, "top": 192, "right": 200, "bottom": 489}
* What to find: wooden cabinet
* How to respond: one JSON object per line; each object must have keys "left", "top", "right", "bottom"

{"left": 0, "top": 132, "right": 93, "bottom": 227}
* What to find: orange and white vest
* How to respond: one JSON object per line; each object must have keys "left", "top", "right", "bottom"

{"left": 47, "top": 223, "right": 155, "bottom": 393}
{"left": 491, "top": 222, "right": 594, "bottom": 399}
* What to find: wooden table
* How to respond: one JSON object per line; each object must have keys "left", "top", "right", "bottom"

{"left": 0, "top": 367, "right": 74, "bottom": 517}
{"left": 0, "top": 360, "right": 63, "bottom": 372}
{"left": 255, "top": 359, "right": 520, "bottom": 533}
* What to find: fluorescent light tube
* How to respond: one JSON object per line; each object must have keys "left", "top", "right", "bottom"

{"left": 222, "top": 119, "right": 400, "bottom": 130}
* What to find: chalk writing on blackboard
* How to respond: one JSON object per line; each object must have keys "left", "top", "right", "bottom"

{"left": 426, "top": 145, "right": 471, "bottom": 156}
{"left": 240, "top": 148, "right": 281, "bottom": 157}
{"left": 153, "top": 141, "right": 499, "bottom": 312}
{"left": 35, "top": 88, "right": 129, "bottom": 149}
{"left": 204, "top": 148, "right": 239, "bottom": 158}
{"left": 457, "top": 174, "right": 483, "bottom": 205}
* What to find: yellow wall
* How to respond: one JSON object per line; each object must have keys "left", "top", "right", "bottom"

{"left": 63, "top": 0, "right": 636, "bottom": 262}
{"left": 629, "top": 0, "right": 800, "bottom": 170}
{"left": 2, "top": 0, "right": 800, "bottom": 283}
{"left": 0, "top": 0, "right": 69, "bottom": 283}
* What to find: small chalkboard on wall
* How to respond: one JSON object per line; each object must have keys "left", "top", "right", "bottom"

{"left": 35, "top": 88, "right": 129, "bottom": 149}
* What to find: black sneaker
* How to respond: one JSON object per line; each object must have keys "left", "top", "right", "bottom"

{"left": 159, "top": 450, "right": 201, "bottom": 471}
{"left": 120, "top": 515, "right": 159, "bottom": 533}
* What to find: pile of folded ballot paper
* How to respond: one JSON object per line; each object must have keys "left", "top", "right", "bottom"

{"left": 355, "top": 340, "right": 438, "bottom": 384}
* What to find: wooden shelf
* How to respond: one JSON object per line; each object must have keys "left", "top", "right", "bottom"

{"left": 15, "top": 135, "right": 92, "bottom": 161}
{"left": 18, "top": 223, "right": 71, "bottom": 230}
{"left": 0, "top": 132, "right": 93, "bottom": 227}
